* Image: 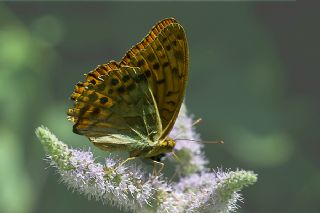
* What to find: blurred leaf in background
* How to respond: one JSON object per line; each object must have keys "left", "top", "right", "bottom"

{"left": 0, "top": 4, "right": 65, "bottom": 213}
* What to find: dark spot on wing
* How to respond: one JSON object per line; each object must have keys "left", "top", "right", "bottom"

{"left": 162, "top": 62, "right": 170, "bottom": 68}
{"left": 145, "top": 69, "right": 151, "bottom": 78}
{"left": 172, "top": 67, "right": 178, "bottom": 75}
{"left": 88, "top": 93, "right": 98, "bottom": 102}
{"left": 108, "top": 89, "right": 113, "bottom": 95}
{"left": 98, "top": 65, "right": 107, "bottom": 71}
{"left": 153, "top": 63, "right": 160, "bottom": 70}
{"left": 127, "top": 83, "right": 135, "bottom": 91}
{"left": 174, "top": 50, "right": 183, "bottom": 61}
{"left": 156, "top": 45, "right": 162, "bottom": 51}
{"left": 87, "top": 73, "right": 96, "bottom": 78}
{"left": 137, "top": 59, "right": 145, "bottom": 67}
{"left": 117, "top": 86, "right": 125, "bottom": 94}
{"left": 125, "top": 53, "right": 132, "bottom": 60}
{"left": 100, "top": 97, "right": 109, "bottom": 104}
{"left": 177, "top": 33, "right": 183, "bottom": 40}
{"left": 97, "top": 83, "right": 106, "bottom": 91}
{"left": 79, "top": 105, "right": 90, "bottom": 117}
{"left": 161, "top": 107, "right": 175, "bottom": 113}
{"left": 135, "top": 73, "right": 147, "bottom": 83}
{"left": 162, "top": 37, "right": 168, "bottom": 42}
{"left": 111, "top": 78, "right": 119, "bottom": 86}
{"left": 91, "top": 108, "right": 100, "bottom": 115}
{"left": 122, "top": 75, "right": 130, "bottom": 82}
{"left": 166, "top": 101, "right": 176, "bottom": 106}
{"left": 173, "top": 40, "right": 177, "bottom": 46}
{"left": 156, "top": 78, "right": 165, "bottom": 84}
{"left": 166, "top": 90, "right": 179, "bottom": 97}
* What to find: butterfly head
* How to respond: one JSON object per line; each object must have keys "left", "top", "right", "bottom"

{"left": 133, "top": 137, "right": 176, "bottom": 158}
{"left": 160, "top": 137, "right": 176, "bottom": 152}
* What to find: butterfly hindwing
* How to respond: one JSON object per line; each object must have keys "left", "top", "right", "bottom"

{"left": 68, "top": 65, "right": 162, "bottom": 148}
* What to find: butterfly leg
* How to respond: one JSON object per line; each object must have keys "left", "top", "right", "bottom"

{"left": 152, "top": 160, "right": 164, "bottom": 176}
{"left": 103, "top": 157, "right": 137, "bottom": 174}
{"left": 113, "top": 157, "right": 137, "bottom": 171}
{"left": 168, "top": 152, "right": 182, "bottom": 181}
{"left": 169, "top": 169, "right": 179, "bottom": 182}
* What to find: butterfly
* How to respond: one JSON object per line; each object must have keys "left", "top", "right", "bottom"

{"left": 67, "top": 18, "right": 188, "bottom": 161}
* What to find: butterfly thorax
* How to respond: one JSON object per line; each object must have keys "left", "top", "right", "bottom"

{"left": 129, "top": 137, "right": 176, "bottom": 158}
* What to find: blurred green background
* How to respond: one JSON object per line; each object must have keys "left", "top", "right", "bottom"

{"left": 1, "top": 2, "right": 319, "bottom": 213}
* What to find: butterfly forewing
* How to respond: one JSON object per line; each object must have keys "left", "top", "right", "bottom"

{"left": 120, "top": 18, "right": 188, "bottom": 140}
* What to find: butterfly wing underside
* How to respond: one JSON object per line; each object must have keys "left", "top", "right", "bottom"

{"left": 68, "top": 65, "right": 162, "bottom": 152}
{"left": 68, "top": 18, "right": 188, "bottom": 154}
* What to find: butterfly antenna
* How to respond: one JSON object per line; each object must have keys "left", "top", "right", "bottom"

{"left": 175, "top": 138, "right": 224, "bottom": 144}
{"left": 172, "top": 117, "right": 202, "bottom": 139}
{"left": 105, "top": 157, "right": 137, "bottom": 173}
{"left": 192, "top": 118, "right": 202, "bottom": 127}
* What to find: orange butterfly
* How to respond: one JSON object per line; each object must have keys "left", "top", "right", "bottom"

{"left": 67, "top": 18, "right": 188, "bottom": 160}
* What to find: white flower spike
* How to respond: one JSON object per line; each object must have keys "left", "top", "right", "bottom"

{"left": 36, "top": 105, "right": 257, "bottom": 212}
